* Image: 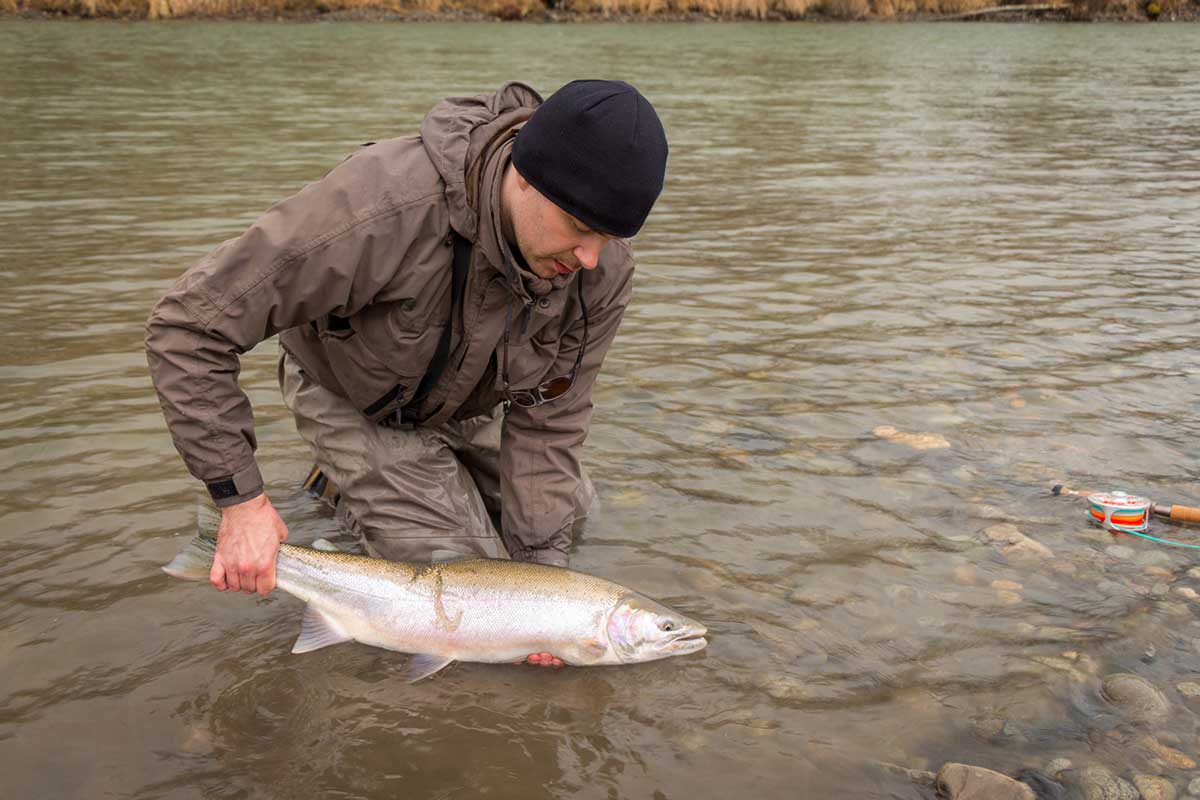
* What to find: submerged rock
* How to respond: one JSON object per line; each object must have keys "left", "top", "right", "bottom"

{"left": 1044, "top": 758, "right": 1073, "bottom": 778}
{"left": 1101, "top": 673, "right": 1170, "bottom": 722}
{"left": 1134, "top": 775, "right": 1177, "bottom": 800}
{"left": 1067, "top": 767, "right": 1139, "bottom": 800}
{"left": 935, "top": 763, "right": 1035, "bottom": 800}
{"left": 1136, "top": 735, "right": 1196, "bottom": 769}
{"left": 984, "top": 524, "right": 1054, "bottom": 559}
{"left": 1135, "top": 550, "right": 1174, "bottom": 568}
{"left": 996, "top": 590, "right": 1023, "bottom": 606}
{"left": 872, "top": 425, "right": 950, "bottom": 450}
{"left": 1175, "top": 681, "right": 1200, "bottom": 699}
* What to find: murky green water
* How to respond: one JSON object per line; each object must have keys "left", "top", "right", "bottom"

{"left": 2, "top": 18, "right": 1200, "bottom": 799}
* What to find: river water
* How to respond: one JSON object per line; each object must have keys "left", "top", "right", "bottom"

{"left": 2, "top": 18, "right": 1199, "bottom": 799}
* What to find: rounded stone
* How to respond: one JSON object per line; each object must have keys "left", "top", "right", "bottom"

{"left": 1134, "top": 775, "right": 1177, "bottom": 800}
{"left": 952, "top": 565, "right": 978, "bottom": 586}
{"left": 1044, "top": 758, "right": 1072, "bottom": 777}
{"left": 1136, "top": 550, "right": 1174, "bottom": 568}
{"left": 936, "top": 763, "right": 1034, "bottom": 800}
{"left": 1188, "top": 776, "right": 1200, "bottom": 795}
{"left": 1101, "top": 673, "right": 1170, "bottom": 722}
{"left": 1176, "top": 681, "right": 1200, "bottom": 699}
{"left": 1106, "top": 545, "right": 1136, "bottom": 559}
{"left": 1072, "top": 766, "right": 1137, "bottom": 800}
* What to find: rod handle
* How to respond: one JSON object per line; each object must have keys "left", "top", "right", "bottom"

{"left": 1166, "top": 505, "right": 1200, "bottom": 524}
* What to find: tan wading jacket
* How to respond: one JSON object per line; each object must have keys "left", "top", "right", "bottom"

{"left": 145, "top": 82, "right": 635, "bottom": 563}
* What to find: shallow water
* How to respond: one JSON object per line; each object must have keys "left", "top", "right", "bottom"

{"left": 2, "top": 18, "right": 1200, "bottom": 799}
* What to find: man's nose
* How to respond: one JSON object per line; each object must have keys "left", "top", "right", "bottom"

{"left": 574, "top": 235, "right": 606, "bottom": 270}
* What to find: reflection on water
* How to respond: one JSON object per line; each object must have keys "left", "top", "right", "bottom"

{"left": 2, "top": 18, "right": 1199, "bottom": 799}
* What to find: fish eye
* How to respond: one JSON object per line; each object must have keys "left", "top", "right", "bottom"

{"left": 661, "top": 621, "right": 675, "bottom": 632}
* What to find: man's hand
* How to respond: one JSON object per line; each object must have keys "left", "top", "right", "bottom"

{"left": 210, "top": 494, "right": 288, "bottom": 596}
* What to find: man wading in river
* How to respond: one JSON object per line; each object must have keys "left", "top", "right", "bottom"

{"left": 145, "top": 81, "right": 668, "bottom": 666}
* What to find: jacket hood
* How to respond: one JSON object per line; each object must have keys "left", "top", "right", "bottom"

{"left": 420, "top": 82, "right": 543, "bottom": 242}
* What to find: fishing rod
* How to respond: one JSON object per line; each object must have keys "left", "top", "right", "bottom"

{"left": 1053, "top": 485, "right": 1200, "bottom": 525}
{"left": 1052, "top": 484, "right": 1200, "bottom": 550}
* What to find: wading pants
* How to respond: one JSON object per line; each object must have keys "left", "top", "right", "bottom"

{"left": 280, "top": 351, "right": 592, "bottom": 564}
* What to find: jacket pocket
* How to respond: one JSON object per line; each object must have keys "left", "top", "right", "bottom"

{"left": 499, "top": 335, "right": 562, "bottom": 392}
{"left": 316, "top": 305, "right": 442, "bottom": 424}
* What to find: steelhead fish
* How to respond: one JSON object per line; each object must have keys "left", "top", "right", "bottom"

{"left": 163, "top": 508, "right": 707, "bottom": 682}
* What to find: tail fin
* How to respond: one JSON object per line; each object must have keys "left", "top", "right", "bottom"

{"left": 162, "top": 535, "right": 217, "bottom": 581}
{"left": 162, "top": 504, "right": 221, "bottom": 581}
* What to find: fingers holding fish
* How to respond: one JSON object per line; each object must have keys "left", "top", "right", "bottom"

{"left": 526, "top": 652, "right": 565, "bottom": 668}
{"left": 210, "top": 495, "right": 288, "bottom": 597}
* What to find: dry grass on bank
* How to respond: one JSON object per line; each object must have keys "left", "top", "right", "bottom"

{"left": 6, "top": 0, "right": 1186, "bottom": 19}
{"left": 567, "top": 0, "right": 1007, "bottom": 18}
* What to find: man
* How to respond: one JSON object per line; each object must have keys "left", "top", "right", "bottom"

{"left": 145, "top": 81, "right": 668, "bottom": 631}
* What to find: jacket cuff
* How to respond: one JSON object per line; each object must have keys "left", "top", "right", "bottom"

{"left": 205, "top": 462, "right": 264, "bottom": 508}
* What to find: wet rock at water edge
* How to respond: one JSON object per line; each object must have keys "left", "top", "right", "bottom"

{"left": 1134, "top": 775, "right": 1177, "bottom": 800}
{"left": 1101, "top": 673, "right": 1170, "bottom": 722}
{"left": 935, "top": 763, "right": 1035, "bottom": 800}
{"left": 1044, "top": 758, "right": 1073, "bottom": 778}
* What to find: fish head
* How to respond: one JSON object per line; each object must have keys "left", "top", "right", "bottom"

{"left": 606, "top": 594, "right": 707, "bottom": 664}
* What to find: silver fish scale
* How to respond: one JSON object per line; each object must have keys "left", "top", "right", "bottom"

{"left": 273, "top": 545, "right": 634, "bottom": 665}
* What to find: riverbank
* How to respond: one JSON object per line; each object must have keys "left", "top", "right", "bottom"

{"left": 3, "top": 0, "right": 1196, "bottom": 22}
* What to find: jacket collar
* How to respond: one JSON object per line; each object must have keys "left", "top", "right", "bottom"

{"left": 474, "top": 138, "right": 573, "bottom": 309}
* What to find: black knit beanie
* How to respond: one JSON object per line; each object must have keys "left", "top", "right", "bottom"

{"left": 512, "top": 80, "right": 668, "bottom": 239}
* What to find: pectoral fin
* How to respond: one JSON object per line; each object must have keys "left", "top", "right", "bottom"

{"left": 292, "top": 605, "right": 353, "bottom": 654}
{"left": 405, "top": 654, "right": 454, "bottom": 683}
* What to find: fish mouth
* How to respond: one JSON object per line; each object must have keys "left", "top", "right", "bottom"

{"left": 665, "top": 628, "right": 708, "bottom": 654}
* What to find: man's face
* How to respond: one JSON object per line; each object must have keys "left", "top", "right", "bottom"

{"left": 508, "top": 170, "right": 615, "bottom": 280}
